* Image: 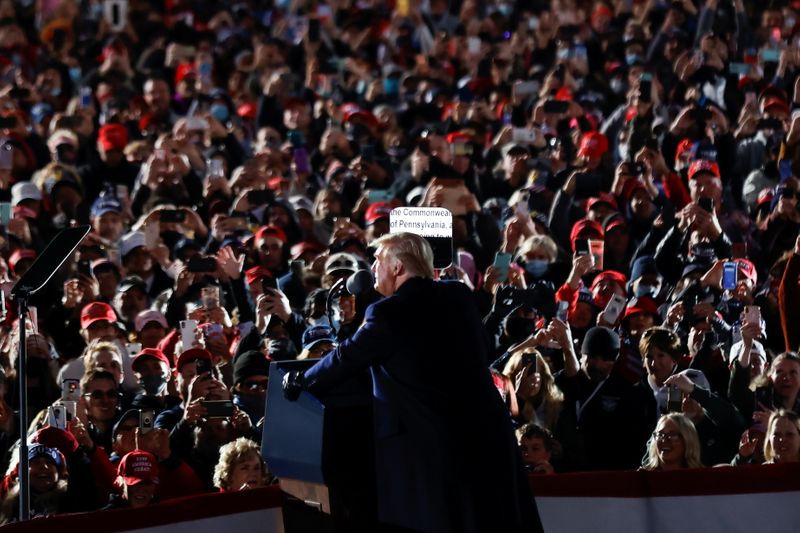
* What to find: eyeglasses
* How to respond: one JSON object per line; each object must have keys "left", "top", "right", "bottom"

{"left": 84, "top": 390, "right": 120, "bottom": 401}
{"left": 243, "top": 380, "right": 268, "bottom": 391}
{"left": 654, "top": 431, "right": 682, "bottom": 442}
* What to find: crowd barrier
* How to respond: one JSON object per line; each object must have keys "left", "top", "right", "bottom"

{"left": 3, "top": 464, "right": 799, "bottom": 532}
{"left": 533, "top": 463, "right": 800, "bottom": 533}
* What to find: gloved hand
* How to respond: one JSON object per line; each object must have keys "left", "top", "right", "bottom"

{"left": 282, "top": 370, "right": 306, "bottom": 402}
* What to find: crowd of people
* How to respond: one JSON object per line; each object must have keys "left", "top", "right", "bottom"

{"left": 0, "top": 0, "right": 798, "bottom": 523}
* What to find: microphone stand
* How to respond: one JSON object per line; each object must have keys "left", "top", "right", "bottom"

{"left": 16, "top": 289, "right": 29, "bottom": 521}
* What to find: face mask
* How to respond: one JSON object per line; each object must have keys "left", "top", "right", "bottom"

{"left": 210, "top": 103, "right": 229, "bottom": 123}
{"left": 625, "top": 53, "right": 641, "bottom": 66}
{"left": 504, "top": 317, "right": 535, "bottom": 342}
{"left": 267, "top": 338, "right": 297, "bottom": 361}
{"left": 524, "top": 260, "right": 549, "bottom": 278}
{"left": 50, "top": 86, "right": 61, "bottom": 97}
{"left": 139, "top": 375, "right": 167, "bottom": 396}
{"left": 610, "top": 78, "right": 625, "bottom": 94}
{"left": 635, "top": 284, "right": 658, "bottom": 298}
{"left": 497, "top": 3, "right": 512, "bottom": 16}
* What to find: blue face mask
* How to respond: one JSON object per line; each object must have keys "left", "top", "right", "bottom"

{"left": 50, "top": 87, "right": 61, "bottom": 97}
{"left": 210, "top": 103, "right": 229, "bottom": 123}
{"left": 625, "top": 53, "right": 641, "bottom": 66}
{"left": 524, "top": 259, "right": 549, "bottom": 278}
{"left": 635, "top": 284, "right": 657, "bottom": 298}
{"left": 69, "top": 67, "right": 82, "bottom": 84}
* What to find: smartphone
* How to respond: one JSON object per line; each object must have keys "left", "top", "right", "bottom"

{"left": 515, "top": 81, "right": 539, "bottom": 97}
{"left": 467, "top": 36, "right": 481, "bottom": 54}
{"left": 575, "top": 238, "right": 590, "bottom": 256}
{"left": 493, "top": 252, "right": 512, "bottom": 283}
{"left": 61, "top": 379, "right": 80, "bottom": 402}
{"left": 761, "top": 49, "right": 781, "bottom": 62}
{"left": 667, "top": 385, "right": 682, "bottom": 413}
{"left": 698, "top": 197, "right": 714, "bottom": 212}
{"left": 293, "top": 147, "right": 311, "bottom": 174}
{"left": 261, "top": 276, "right": 277, "bottom": 294}
{"left": 127, "top": 342, "right": 142, "bottom": 357}
{"left": 139, "top": 409, "right": 155, "bottom": 434}
{"left": 180, "top": 319, "right": 197, "bottom": 348}
{"left": 308, "top": 18, "right": 320, "bottom": 42}
{"left": 0, "top": 203, "right": 11, "bottom": 226}
{"left": 588, "top": 239, "right": 604, "bottom": 271}
{"left": 195, "top": 357, "right": 211, "bottom": 376}
{"left": 104, "top": 0, "right": 128, "bottom": 32}
{"left": 0, "top": 144, "right": 12, "bottom": 170}
{"left": 729, "top": 62, "right": 750, "bottom": 75}
{"left": 116, "top": 184, "right": 128, "bottom": 201}
{"left": 639, "top": 74, "right": 652, "bottom": 102}
{"left": 722, "top": 261, "right": 738, "bottom": 290}
{"left": 603, "top": 294, "right": 627, "bottom": 324}
{"left": 206, "top": 158, "right": 224, "bottom": 178}
{"left": 188, "top": 256, "right": 218, "bottom": 273}
{"left": 779, "top": 159, "right": 793, "bottom": 183}
{"left": 61, "top": 400, "right": 76, "bottom": 422}
{"left": 48, "top": 405, "right": 67, "bottom": 430}
{"left": 159, "top": 209, "right": 186, "bottom": 224}
{"left": 201, "top": 286, "right": 221, "bottom": 309}
{"left": 543, "top": 100, "right": 569, "bottom": 114}
{"left": 744, "top": 305, "right": 761, "bottom": 326}
{"left": 367, "top": 189, "right": 394, "bottom": 204}
{"left": 556, "top": 300, "right": 569, "bottom": 322}
{"left": 186, "top": 116, "right": 209, "bottom": 131}
{"left": 144, "top": 221, "right": 159, "bottom": 249}
{"left": 79, "top": 86, "right": 93, "bottom": 108}
{"left": 247, "top": 189, "right": 273, "bottom": 206}
{"left": 512, "top": 128, "right": 538, "bottom": 145}
{"left": 201, "top": 399, "right": 234, "bottom": 418}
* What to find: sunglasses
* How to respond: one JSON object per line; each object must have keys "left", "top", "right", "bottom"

{"left": 84, "top": 390, "right": 120, "bottom": 401}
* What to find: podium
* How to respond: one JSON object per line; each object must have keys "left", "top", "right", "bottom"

{"left": 262, "top": 360, "right": 376, "bottom": 522}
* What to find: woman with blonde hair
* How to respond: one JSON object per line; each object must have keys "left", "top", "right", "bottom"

{"left": 763, "top": 409, "right": 800, "bottom": 464}
{"left": 213, "top": 437, "right": 273, "bottom": 492}
{"left": 502, "top": 348, "right": 564, "bottom": 431}
{"left": 641, "top": 413, "right": 704, "bottom": 471}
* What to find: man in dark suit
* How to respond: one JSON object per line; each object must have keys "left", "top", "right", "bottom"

{"left": 288, "top": 232, "right": 542, "bottom": 533}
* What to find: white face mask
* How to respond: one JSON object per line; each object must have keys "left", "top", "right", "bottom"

{"left": 610, "top": 78, "right": 625, "bottom": 94}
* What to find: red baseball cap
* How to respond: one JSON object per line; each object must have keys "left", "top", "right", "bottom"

{"left": 622, "top": 296, "right": 659, "bottom": 321}
{"left": 80, "top": 302, "right": 117, "bottom": 329}
{"left": 290, "top": 241, "right": 326, "bottom": 260}
{"left": 577, "top": 132, "right": 608, "bottom": 159}
{"left": 174, "top": 63, "right": 196, "bottom": 85}
{"left": 569, "top": 219, "right": 604, "bottom": 251}
{"left": 8, "top": 248, "right": 36, "bottom": 275}
{"left": 591, "top": 270, "right": 628, "bottom": 292}
{"left": 176, "top": 348, "right": 212, "bottom": 371}
{"left": 688, "top": 159, "right": 720, "bottom": 179}
{"left": 622, "top": 179, "right": 648, "bottom": 201}
{"left": 736, "top": 259, "right": 758, "bottom": 284}
{"left": 98, "top": 123, "right": 129, "bottom": 152}
{"left": 586, "top": 192, "right": 618, "bottom": 212}
{"left": 245, "top": 265, "right": 273, "bottom": 286}
{"left": 762, "top": 97, "right": 789, "bottom": 116}
{"left": 254, "top": 224, "right": 287, "bottom": 244}
{"left": 756, "top": 187, "right": 774, "bottom": 208}
{"left": 365, "top": 202, "right": 393, "bottom": 224}
{"left": 132, "top": 348, "right": 170, "bottom": 371}
{"left": 117, "top": 450, "right": 159, "bottom": 486}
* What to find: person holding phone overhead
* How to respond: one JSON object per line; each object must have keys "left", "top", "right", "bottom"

{"left": 283, "top": 233, "right": 542, "bottom": 533}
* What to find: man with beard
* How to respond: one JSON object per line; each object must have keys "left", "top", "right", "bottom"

{"left": 554, "top": 325, "right": 657, "bottom": 471}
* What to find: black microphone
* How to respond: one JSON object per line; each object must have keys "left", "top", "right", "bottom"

{"left": 346, "top": 269, "right": 374, "bottom": 296}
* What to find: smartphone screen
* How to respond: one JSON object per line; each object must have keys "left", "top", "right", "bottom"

{"left": 493, "top": 252, "right": 512, "bottom": 283}
{"left": 722, "top": 261, "right": 738, "bottom": 290}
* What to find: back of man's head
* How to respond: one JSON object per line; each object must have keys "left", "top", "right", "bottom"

{"left": 373, "top": 232, "right": 435, "bottom": 279}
